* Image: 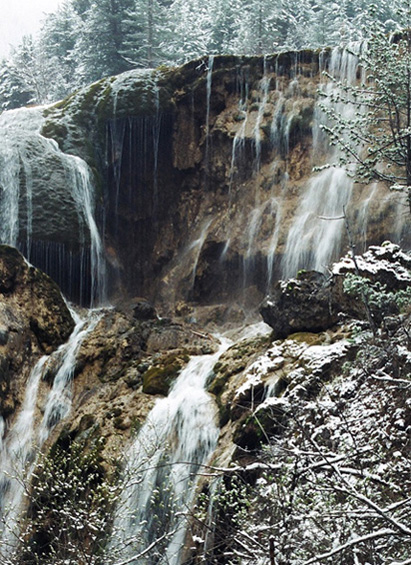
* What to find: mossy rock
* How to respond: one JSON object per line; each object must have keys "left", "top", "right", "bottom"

{"left": 233, "top": 399, "right": 290, "bottom": 452}
{"left": 143, "top": 354, "right": 184, "bottom": 395}
{"left": 288, "top": 331, "right": 326, "bottom": 346}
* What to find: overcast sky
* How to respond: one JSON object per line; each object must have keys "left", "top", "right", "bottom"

{"left": 0, "top": 0, "right": 61, "bottom": 59}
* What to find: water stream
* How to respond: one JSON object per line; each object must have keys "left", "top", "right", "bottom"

{"left": 0, "top": 106, "right": 106, "bottom": 306}
{"left": 281, "top": 46, "right": 361, "bottom": 277}
{"left": 111, "top": 337, "right": 232, "bottom": 565}
{"left": 0, "top": 310, "right": 103, "bottom": 559}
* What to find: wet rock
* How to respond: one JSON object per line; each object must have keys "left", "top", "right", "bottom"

{"left": 260, "top": 271, "right": 338, "bottom": 338}
{"left": 0, "top": 327, "right": 9, "bottom": 345}
{"left": 233, "top": 398, "right": 290, "bottom": 451}
{"left": 261, "top": 244, "right": 411, "bottom": 337}
{"left": 143, "top": 352, "right": 188, "bottom": 395}
{"left": 0, "top": 245, "right": 26, "bottom": 293}
{"left": 0, "top": 245, "right": 75, "bottom": 420}
{"left": 0, "top": 245, "right": 74, "bottom": 350}
{"left": 132, "top": 299, "right": 157, "bottom": 321}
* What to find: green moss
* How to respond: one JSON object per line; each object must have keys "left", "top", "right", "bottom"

{"left": 143, "top": 354, "right": 183, "bottom": 395}
{"left": 41, "top": 121, "right": 68, "bottom": 145}
{"left": 288, "top": 332, "right": 325, "bottom": 346}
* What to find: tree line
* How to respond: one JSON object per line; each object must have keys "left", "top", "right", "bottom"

{"left": 0, "top": 0, "right": 406, "bottom": 111}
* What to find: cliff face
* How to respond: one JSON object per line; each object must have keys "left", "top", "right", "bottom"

{"left": 0, "top": 47, "right": 410, "bottom": 565}
{"left": 1, "top": 49, "right": 407, "bottom": 312}
{"left": 39, "top": 52, "right": 323, "bottom": 310}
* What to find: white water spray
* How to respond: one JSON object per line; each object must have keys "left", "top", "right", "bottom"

{"left": 0, "top": 106, "right": 106, "bottom": 305}
{"left": 0, "top": 310, "right": 103, "bottom": 558}
{"left": 111, "top": 338, "right": 231, "bottom": 565}
{"left": 282, "top": 46, "right": 361, "bottom": 277}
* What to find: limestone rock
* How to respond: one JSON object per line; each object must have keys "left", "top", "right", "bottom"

{"left": 132, "top": 298, "right": 157, "bottom": 321}
{"left": 261, "top": 244, "right": 411, "bottom": 337}
{"left": 260, "top": 271, "right": 338, "bottom": 338}
{"left": 0, "top": 246, "right": 74, "bottom": 350}
{"left": 0, "top": 245, "right": 74, "bottom": 418}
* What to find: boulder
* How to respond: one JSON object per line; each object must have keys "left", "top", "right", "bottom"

{"left": 260, "top": 244, "right": 411, "bottom": 337}
{"left": 0, "top": 245, "right": 74, "bottom": 350}
{"left": 132, "top": 299, "right": 157, "bottom": 321}
{"left": 0, "top": 245, "right": 75, "bottom": 418}
{"left": 260, "top": 271, "right": 338, "bottom": 338}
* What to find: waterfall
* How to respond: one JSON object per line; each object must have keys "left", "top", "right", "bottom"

{"left": 0, "top": 106, "right": 106, "bottom": 305}
{"left": 0, "top": 356, "right": 48, "bottom": 554}
{"left": 254, "top": 58, "right": 270, "bottom": 172}
{"left": 203, "top": 54, "right": 215, "bottom": 189}
{"left": 38, "top": 310, "right": 103, "bottom": 444}
{"left": 0, "top": 310, "right": 103, "bottom": 559}
{"left": 110, "top": 338, "right": 231, "bottom": 565}
{"left": 281, "top": 46, "right": 361, "bottom": 277}
{"left": 190, "top": 218, "right": 213, "bottom": 290}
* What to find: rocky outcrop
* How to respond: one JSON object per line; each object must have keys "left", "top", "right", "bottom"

{"left": 0, "top": 245, "right": 74, "bottom": 417}
{"left": 260, "top": 243, "right": 411, "bottom": 338}
{"left": 2, "top": 50, "right": 408, "bottom": 310}
{"left": 186, "top": 245, "right": 411, "bottom": 563}
{"left": 260, "top": 271, "right": 338, "bottom": 338}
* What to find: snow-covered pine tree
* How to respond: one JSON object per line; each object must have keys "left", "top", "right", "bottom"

{"left": 319, "top": 1, "right": 411, "bottom": 214}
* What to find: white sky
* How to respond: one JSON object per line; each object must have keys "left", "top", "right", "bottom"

{"left": 0, "top": 0, "right": 61, "bottom": 59}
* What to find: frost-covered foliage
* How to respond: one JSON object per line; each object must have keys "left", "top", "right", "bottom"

{"left": 319, "top": 3, "right": 411, "bottom": 213}
{"left": 1, "top": 0, "right": 411, "bottom": 109}
{"left": 197, "top": 325, "right": 411, "bottom": 564}
{"left": 0, "top": 435, "right": 119, "bottom": 565}
{"left": 192, "top": 245, "right": 411, "bottom": 564}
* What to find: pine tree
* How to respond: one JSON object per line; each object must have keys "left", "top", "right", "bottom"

{"left": 121, "top": 0, "right": 169, "bottom": 68}
{"left": 0, "top": 59, "right": 33, "bottom": 111}
{"left": 166, "top": 0, "right": 213, "bottom": 63}
{"left": 73, "top": 0, "right": 136, "bottom": 84}
{"left": 38, "top": 1, "right": 80, "bottom": 99}
{"left": 320, "top": 2, "right": 411, "bottom": 213}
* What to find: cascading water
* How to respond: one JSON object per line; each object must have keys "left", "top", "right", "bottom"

{"left": 0, "top": 106, "right": 106, "bottom": 306}
{"left": 0, "top": 356, "right": 48, "bottom": 554}
{"left": 38, "top": 310, "right": 103, "bottom": 444}
{"left": 0, "top": 310, "right": 103, "bottom": 560}
{"left": 254, "top": 58, "right": 270, "bottom": 172}
{"left": 205, "top": 55, "right": 215, "bottom": 172}
{"left": 110, "top": 338, "right": 231, "bottom": 565}
{"left": 281, "top": 46, "right": 362, "bottom": 277}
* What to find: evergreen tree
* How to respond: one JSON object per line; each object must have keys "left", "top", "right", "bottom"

{"left": 121, "top": 0, "right": 169, "bottom": 68}
{"left": 0, "top": 58, "right": 33, "bottom": 111}
{"left": 320, "top": 2, "right": 411, "bottom": 213}
{"left": 166, "top": 0, "right": 213, "bottom": 62}
{"left": 230, "top": 0, "right": 278, "bottom": 54}
{"left": 73, "top": 0, "right": 136, "bottom": 84}
{"left": 6, "top": 36, "right": 49, "bottom": 105}
{"left": 38, "top": 1, "right": 80, "bottom": 99}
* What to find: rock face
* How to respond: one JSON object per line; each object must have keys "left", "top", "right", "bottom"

{"left": 261, "top": 242, "right": 411, "bottom": 338}
{"left": 260, "top": 271, "right": 338, "bottom": 338}
{"left": 1, "top": 50, "right": 408, "bottom": 310}
{"left": 0, "top": 245, "right": 74, "bottom": 417}
{"left": 0, "top": 239, "right": 409, "bottom": 564}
